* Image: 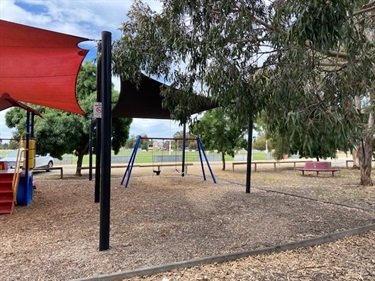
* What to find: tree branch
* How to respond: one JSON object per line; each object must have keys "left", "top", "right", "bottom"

{"left": 318, "top": 61, "right": 347, "bottom": 67}
{"left": 250, "top": 15, "right": 277, "bottom": 32}
{"left": 324, "top": 51, "right": 349, "bottom": 60}
{"left": 354, "top": 2, "right": 375, "bottom": 16}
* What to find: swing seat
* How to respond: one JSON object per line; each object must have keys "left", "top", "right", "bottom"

{"left": 153, "top": 170, "right": 161, "bottom": 176}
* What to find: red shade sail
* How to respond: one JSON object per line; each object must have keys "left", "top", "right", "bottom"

{"left": 0, "top": 20, "right": 90, "bottom": 114}
{"left": 0, "top": 93, "right": 43, "bottom": 118}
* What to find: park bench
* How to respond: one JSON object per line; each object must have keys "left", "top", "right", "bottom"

{"left": 232, "top": 160, "right": 307, "bottom": 172}
{"left": 345, "top": 159, "right": 375, "bottom": 168}
{"left": 79, "top": 165, "right": 130, "bottom": 170}
{"left": 296, "top": 161, "right": 339, "bottom": 177}
{"left": 33, "top": 167, "right": 64, "bottom": 179}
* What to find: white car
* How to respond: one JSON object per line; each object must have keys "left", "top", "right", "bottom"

{"left": 1, "top": 149, "right": 54, "bottom": 171}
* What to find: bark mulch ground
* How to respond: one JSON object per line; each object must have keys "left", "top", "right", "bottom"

{"left": 0, "top": 163, "right": 374, "bottom": 280}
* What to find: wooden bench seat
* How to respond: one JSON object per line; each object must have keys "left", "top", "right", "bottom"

{"left": 296, "top": 161, "right": 339, "bottom": 177}
{"left": 232, "top": 160, "right": 307, "bottom": 172}
{"left": 33, "top": 167, "right": 63, "bottom": 179}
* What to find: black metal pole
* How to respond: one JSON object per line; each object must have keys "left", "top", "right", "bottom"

{"left": 99, "top": 31, "right": 112, "bottom": 251}
{"left": 181, "top": 123, "right": 186, "bottom": 177}
{"left": 95, "top": 42, "right": 102, "bottom": 203}
{"left": 31, "top": 113, "right": 35, "bottom": 138}
{"left": 89, "top": 115, "right": 93, "bottom": 181}
{"left": 25, "top": 111, "right": 30, "bottom": 193}
{"left": 246, "top": 117, "right": 253, "bottom": 193}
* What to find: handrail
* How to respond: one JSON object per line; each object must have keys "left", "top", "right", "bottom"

{"left": 12, "top": 133, "right": 26, "bottom": 203}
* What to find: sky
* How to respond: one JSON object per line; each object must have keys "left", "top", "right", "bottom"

{"left": 0, "top": 0, "right": 185, "bottom": 140}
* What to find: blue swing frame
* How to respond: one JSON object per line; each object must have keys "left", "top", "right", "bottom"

{"left": 121, "top": 135, "right": 216, "bottom": 188}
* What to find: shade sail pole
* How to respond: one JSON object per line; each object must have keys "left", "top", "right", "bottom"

{"left": 89, "top": 116, "right": 93, "bottom": 181}
{"left": 99, "top": 31, "right": 112, "bottom": 251}
{"left": 25, "top": 112, "right": 30, "bottom": 194}
{"left": 95, "top": 42, "right": 102, "bottom": 203}
{"left": 181, "top": 123, "right": 186, "bottom": 177}
{"left": 246, "top": 116, "right": 253, "bottom": 193}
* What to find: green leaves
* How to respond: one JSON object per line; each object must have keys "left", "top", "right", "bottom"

{"left": 113, "top": 0, "right": 268, "bottom": 121}
{"left": 112, "top": 0, "right": 374, "bottom": 166}
{"left": 190, "top": 108, "right": 247, "bottom": 165}
{"left": 283, "top": 0, "right": 354, "bottom": 52}
{"left": 263, "top": 52, "right": 364, "bottom": 160}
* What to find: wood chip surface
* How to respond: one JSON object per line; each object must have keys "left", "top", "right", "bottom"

{"left": 0, "top": 162, "right": 374, "bottom": 280}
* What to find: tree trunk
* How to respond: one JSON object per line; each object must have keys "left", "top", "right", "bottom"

{"left": 75, "top": 152, "right": 85, "bottom": 176}
{"left": 358, "top": 136, "right": 374, "bottom": 186}
{"left": 358, "top": 113, "right": 375, "bottom": 186}
{"left": 352, "top": 145, "right": 360, "bottom": 169}
{"left": 221, "top": 152, "right": 226, "bottom": 170}
{"left": 352, "top": 96, "right": 362, "bottom": 169}
{"left": 75, "top": 142, "right": 89, "bottom": 176}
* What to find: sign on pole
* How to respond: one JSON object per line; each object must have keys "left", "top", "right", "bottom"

{"left": 93, "top": 102, "right": 102, "bottom": 118}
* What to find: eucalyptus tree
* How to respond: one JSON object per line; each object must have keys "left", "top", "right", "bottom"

{"left": 113, "top": 0, "right": 269, "bottom": 190}
{"left": 113, "top": 0, "right": 375, "bottom": 185}
{"left": 125, "top": 135, "right": 138, "bottom": 149}
{"left": 173, "top": 130, "right": 197, "bottom": 150}
{"left": 189, "top": 108, "right": 247, "bottom": 170}
{"left": 262, "top": 0, "right": 374, "bottom": 184}
{"left": 113, "top": 0, "right": 268, "bottom": 123}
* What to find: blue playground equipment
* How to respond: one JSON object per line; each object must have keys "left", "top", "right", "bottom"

{"left": 121, "top": 136, "right": 217, "bottom": 188}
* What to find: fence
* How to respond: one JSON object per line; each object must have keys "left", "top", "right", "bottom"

{"left": 52, "top": 156, "right": 74, "bottom": 164}
{"left": 154, "top": 155, "right": 182, "bottom": 162}
{"left": 111, "top": 156, "right": 132, "bottom": 163}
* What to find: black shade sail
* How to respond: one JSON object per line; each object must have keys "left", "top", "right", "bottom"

{"left": 112, "top": 75, "right": 217, "bottom": 119}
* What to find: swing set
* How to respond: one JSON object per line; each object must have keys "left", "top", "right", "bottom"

{"left": 121, "top": 135, "right": 216, "bottom": 187}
